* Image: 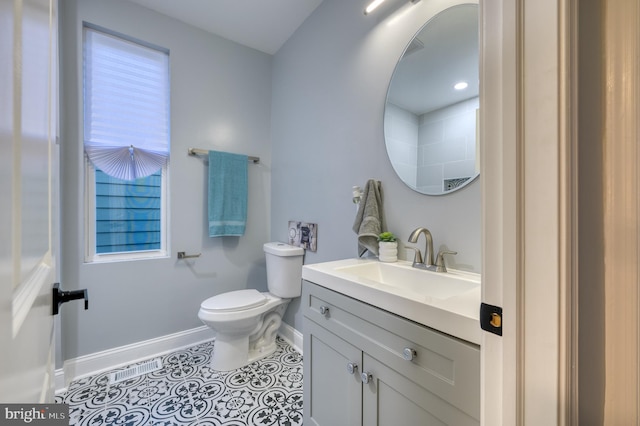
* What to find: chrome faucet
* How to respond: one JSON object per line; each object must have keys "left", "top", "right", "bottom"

{"left": 408, "top": 227, "right": 457, "bottom": 272}
{"left": 407, "top": 227, "right": 434, "bottom": 269}
{"left": 434, "top": 250, "right": 457, "bottom": 273}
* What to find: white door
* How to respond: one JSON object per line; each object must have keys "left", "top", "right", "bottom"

{"left": 0, "top": 0, "right": 58, "bottom": 403}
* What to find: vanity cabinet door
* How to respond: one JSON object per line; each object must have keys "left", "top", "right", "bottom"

{"left": 304, "top": 320, "right": 362, "bottom": 426}
{"left": 362, "top": 354, "right": 479, "bottom": 426}
{"left": 302, "top": 280, "right": 480, "bottom": 425}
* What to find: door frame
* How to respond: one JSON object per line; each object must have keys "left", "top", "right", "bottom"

{"left": 480, "top": 0, "right": 575, "bottom": 424}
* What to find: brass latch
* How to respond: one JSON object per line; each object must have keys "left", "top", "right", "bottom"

{"left": 490, "top": 312, "right": 502, "bottom": 328}
{"left": 480, "top": 303, "right": 503, "bottom": 336}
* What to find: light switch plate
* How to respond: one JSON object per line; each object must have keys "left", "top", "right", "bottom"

{"left": 288, "top": 221, "right": 317, "bottom": 252}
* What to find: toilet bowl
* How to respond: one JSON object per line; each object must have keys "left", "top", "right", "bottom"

{"left": 198, "top": 242, "right": 304, "bottom": 371}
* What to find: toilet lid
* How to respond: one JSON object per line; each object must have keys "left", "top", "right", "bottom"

{"left": 201, "top": 289, "right": 267, "bottom": 312}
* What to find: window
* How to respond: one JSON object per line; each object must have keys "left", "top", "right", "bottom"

{"left": 83, "top": 25, "right": 169, "bottom": 262}
{"left": 95, "top": 170, "right": 162, "bottom": 254}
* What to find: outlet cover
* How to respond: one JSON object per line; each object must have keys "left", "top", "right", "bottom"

{"left": 288, "top": 221, "right": 317, "bottom": 252}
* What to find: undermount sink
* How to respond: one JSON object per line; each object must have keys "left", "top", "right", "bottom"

{"left": 334, "top": 261, "right": 479, "bottom": 300}
{"left": 301, "top": 258, "right": 481, "bottom": 344}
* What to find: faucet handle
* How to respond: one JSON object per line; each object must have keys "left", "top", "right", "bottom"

{"left": 407, "top": 246, "right": 423, "bottom": 267}
{"left": 435, "top": 250, "right": 457, "bottom": 272}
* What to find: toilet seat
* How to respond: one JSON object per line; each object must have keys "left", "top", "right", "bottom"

{"left": 201, "top": 289, "right": 267, "bottom": 312}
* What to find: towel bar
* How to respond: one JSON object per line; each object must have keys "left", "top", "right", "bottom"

{"left": 188, "top": 148, "right": 259, "bottom": 164}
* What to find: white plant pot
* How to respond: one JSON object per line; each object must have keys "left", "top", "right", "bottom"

{"left": 378, "top": 241, "right": 398, "bottom": 262}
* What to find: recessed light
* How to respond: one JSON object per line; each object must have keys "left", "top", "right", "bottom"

{"left": 454, "top": 81, "right": 469, "bottom": 90}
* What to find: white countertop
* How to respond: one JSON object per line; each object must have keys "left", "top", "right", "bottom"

{"left": 302, "top": 258, "right": 481, "bottom": 345}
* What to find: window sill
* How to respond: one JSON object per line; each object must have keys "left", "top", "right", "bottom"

{"left": 85, "top": 250, "right": 169, "bottom": 264}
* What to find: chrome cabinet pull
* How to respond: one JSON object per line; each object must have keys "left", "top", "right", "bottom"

{"left": 402, "top": 347, "right": 417, "bottom": 361}
{"left": 347, "top": 362, "right": 358, "bottom": 375}
{"left": 319, "top": 305, "right": 330, "bottom": 316}
{"left": 361, "top": 371, "right": 373, "bottom": 384}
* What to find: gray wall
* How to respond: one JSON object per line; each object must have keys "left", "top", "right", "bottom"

{"left": 58, "top": 0, "right": 482, "bottom": 362}
{"left": 59, "top": 0, "right": 273, "bottom": 360}
{"left": 271, "top": 0, "right": 481, "bottom": 331}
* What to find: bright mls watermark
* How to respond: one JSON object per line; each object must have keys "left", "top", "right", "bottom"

{"left": 0, "top": 404, "right": 68, "bottom": 425}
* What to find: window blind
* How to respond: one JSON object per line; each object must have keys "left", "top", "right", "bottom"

{"left": 83, "top": 26, "right": 169, "bottom": 180}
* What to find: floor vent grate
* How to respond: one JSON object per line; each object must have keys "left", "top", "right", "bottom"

{"left": 110, "top": 358, "right": 162, "bottom": 384}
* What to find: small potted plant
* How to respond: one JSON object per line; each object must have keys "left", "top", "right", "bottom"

{"left": 378, "top": 232, "right": 398, "bottom": 262}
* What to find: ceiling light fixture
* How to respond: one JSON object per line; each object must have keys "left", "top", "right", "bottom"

{"left": 364, "top": 0, "right": 386, "bottom": 15}
{"left": 454, "top": 81, "right": 469, "bottom": 90}
{"left": 364, "top": 0, "right": 422, "bottom": 15}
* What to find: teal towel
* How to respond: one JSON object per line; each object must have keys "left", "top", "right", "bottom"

{"left": 208, "top": 151, "right": 248, "bottom": 237}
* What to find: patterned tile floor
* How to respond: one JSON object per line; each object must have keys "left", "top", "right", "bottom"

{"left": 55, "top": 337, "right": 303, "bottom": 425}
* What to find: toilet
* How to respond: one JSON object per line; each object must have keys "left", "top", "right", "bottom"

{"left": 198, "top": 242, "right": 304, "bottom": 371}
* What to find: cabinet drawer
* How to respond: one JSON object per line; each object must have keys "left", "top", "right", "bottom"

{"left": 303, "top": 280, "right": 480, "bottom": 420}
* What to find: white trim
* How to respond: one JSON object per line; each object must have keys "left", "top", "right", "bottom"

{"left": 40, "top": 345, "right": 55, "bottom": 403}
{"left": 480, "top": 0, "right": 519, "bottom": 424}
{"left": 521, "top": 0, "right": 570, "bottom": 423}
{"left": 55, "top": 325, "right": 303, "bottom": 394}
{"left": 482, "top": 1, "right": 574, "bottom": 424}
{"left": 562, "top": 0, "right": 579, "bottom": 422}
{"left": 11, "top": 256, "right": 52, "bottom": 337}
{"left": 54, "top": 369, "right": 66, "bottom": 395}
{"left": 56, "top": 326, "right": 214, "bottom": 393}
{"left": 278, "top": 321, "right": 303, "bottom": 355}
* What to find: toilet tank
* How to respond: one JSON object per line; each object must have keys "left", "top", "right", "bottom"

{"left": 263, "top": 242, "right": 304, "bottom": 298}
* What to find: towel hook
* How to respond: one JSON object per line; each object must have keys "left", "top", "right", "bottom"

{"left": 352, "top": 186, "right": 364, "bottom": 204}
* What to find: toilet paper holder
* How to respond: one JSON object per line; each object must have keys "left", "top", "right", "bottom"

{"left": 177, "top": 251, "right": 201, "bottom": 259}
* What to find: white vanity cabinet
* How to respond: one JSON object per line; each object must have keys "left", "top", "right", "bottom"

{"left": 302, "top": 281, "right": 480, "bottom": 426}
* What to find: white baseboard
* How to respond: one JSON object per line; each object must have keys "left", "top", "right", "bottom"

{"left": 278, "top": 322, "right": 303, "bottom": 354}
{"left": 56, "top": 326, "right": 214, "bottom": 394}
{"left": 55, "top": 324, "right": 303, "bottom": 395}
{"left": 55, "top": 369, "right": 66, "bottom": 395}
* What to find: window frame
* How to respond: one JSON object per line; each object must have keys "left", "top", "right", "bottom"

{"left": 82, "top": 24, "right": 170, "bottom": 263}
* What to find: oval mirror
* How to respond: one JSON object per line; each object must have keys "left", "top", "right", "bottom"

{"left": 384, "top": 3, "right": 479, "bottom": 195}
